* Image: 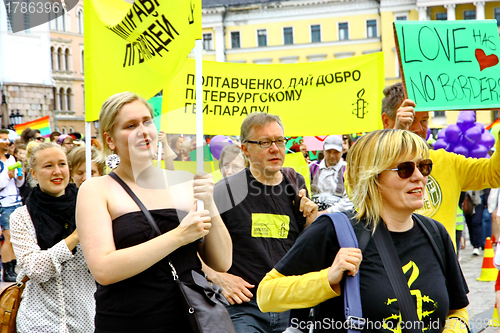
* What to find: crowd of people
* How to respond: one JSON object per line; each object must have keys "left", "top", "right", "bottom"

{"left": 0, "top": 82, "right": 497, "bottom": 332}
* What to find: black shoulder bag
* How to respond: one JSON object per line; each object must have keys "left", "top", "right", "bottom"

{"left": 109, "top": 172, "right": 236, "bottom": 333}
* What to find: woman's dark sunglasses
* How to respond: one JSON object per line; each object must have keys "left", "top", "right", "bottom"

{"left": 385, "top": 159, "right": 433, "bottom": 179}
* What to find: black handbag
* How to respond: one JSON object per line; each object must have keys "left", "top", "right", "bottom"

{"left": 168, "top": 261, "right": 236, "bottom": 333}
{"left": 109, "top": 172, "right": 236, "bottom": 333}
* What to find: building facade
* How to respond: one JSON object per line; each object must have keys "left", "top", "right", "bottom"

{"left": 49, "top": 0, "right": 89, "bottom": 136}
{"left": 0, "top": 2, "right": 54, "bottom": 132}
{"left": 202, "top": 0, "right": 500, "bottom": 127}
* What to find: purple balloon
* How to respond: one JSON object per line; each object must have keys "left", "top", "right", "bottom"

{"left": 433, "top": 139, "right": 447, "bottom": 150}
{"left": 437, "top": 129, "right": 446, "bottom": 140}
{"left": 481, "top": 131, "right": 496, "bottom": 150}
{"left": 463, "top": 126, "right": 482, "bottom": 147}
{"left": 453, "top": 144, "right": 469, "bottom": 158}
{"left": 209, "top": 135, "right": 234, "bottom": 160}
{"left": 475, "top": 122, "right": 485, "bottom": 134}
{"left": 457, "top": 115, "right": 475, "bottom": 132}
{"left": 458, "top": 110, "right": 476, "bottom": 121}
{"left": 444, "top": 124, "right": 461, "bottom": 143}
{"left": 446, "top": 142, "right": 456, "bottom": 152}
{"left": 469, "top": 144, "right": 489, "bottom": 159}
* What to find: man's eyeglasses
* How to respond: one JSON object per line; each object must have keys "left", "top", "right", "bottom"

{"left": 35, "top": 137, "right": 45, "bottom": 142}
{"left": 245, "top": 138, "right": 287, "bottom": 148}
{"left": 384, "top": 159, "right": 433, "bottom": 179}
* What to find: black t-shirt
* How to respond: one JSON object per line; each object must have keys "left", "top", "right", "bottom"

{"left": 214, "top": 168, "right": 306, "bottom": 291}
{"left": 276, "top": 215, "right": 469, "bottom": 333}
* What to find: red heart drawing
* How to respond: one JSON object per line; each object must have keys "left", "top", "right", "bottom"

{"left": 475, "top": 49, "right": 499, "bottom": 71}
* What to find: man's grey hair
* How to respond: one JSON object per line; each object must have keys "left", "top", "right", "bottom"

{"left": 381, "top": 82, "right": 405, "bottom": 120}
{"left": 240, "top": 113, "right": 284, "bottom": 143}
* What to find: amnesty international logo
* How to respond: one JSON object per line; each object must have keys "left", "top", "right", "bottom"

{"left": 384, "top": 261, "right": 438, "bottom": 333}
{"left": 416, "top": 175, "right": 442, "bottom": 218}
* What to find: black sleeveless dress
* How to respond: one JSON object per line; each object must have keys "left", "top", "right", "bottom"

{"left": 94, "top": 209, "right": 200, "bottom": 333}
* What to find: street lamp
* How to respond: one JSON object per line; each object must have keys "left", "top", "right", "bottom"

{"left": 15, "top": 110, "right": 22, "bottom": 125}
{"left": 9, "top": 110, "right": 15, "bottom": 129}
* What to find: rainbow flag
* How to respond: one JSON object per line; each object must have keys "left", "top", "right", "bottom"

{"left": 487, "top": 118, "right": 500, "bottom": 131}
{"left": 15, "top": 116, "right": 51, "bottom": 137}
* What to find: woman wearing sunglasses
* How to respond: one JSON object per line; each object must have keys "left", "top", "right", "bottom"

{"left": 258, "top": 129, "right": 469, "bottom": 333}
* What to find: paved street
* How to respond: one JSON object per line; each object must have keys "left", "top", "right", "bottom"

{"left": 460, "top": 241, "right": 498, "bottom": 333}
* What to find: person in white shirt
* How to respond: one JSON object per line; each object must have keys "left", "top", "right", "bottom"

{"left": 10, "top": 142, "right": 95, "bottom": 332}
{"left": 0, "top": 129, "right": 24, "bottom": 281}
{"left": 310, "top": 135, "right": 353, "bottom": 214}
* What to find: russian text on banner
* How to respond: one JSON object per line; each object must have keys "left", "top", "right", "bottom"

{"left": 394, "top": 20, "right": 500, "bottom": 112}
{"left": 161, "top": 53, "right": 384, "bottom": 136}
{"left": 84, "top": 0, "right": 201, "bottom": 122}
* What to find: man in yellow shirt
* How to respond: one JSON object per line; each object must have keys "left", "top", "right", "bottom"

{"left": 381, "top": 82, "right": 500, "bottom": 247}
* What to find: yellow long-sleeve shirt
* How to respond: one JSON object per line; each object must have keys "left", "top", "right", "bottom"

{"left": 417, "top": 140, "right": 500, "bottom": 246}
{"left": 258, "top": 269, "right": 469, "bottom": 333}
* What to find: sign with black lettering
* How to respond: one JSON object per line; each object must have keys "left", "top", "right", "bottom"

{"left": 394, "top": 20, "right": 500, "bottom": 111}
{"left": 161, "top": 54, "right": 384, "bottom": 136}
{"left": 84, "top": 0, "right": 201, "bottom": 121}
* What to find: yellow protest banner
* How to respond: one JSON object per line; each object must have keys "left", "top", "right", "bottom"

{"left": 161, "top": 53, "right": 384, "bottom": 136}
{"left": 84, "top": 0, "right": 201, "bottom": 121}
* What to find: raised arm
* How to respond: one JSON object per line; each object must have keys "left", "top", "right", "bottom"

{"left": 193, "top": 173, "right": 232, "bottom": 272}
{"left": 76, "top": 177, "right": 212, "bottom": 285}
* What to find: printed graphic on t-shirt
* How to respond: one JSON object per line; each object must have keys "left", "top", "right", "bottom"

{"left": 416, "top": 175, "right": 442, "bottom": 218}
{"left": 384, "top": 261, "right": 438, "bottom": 332}
{"left": 251, "top": 213, "right": 290, "bottom": 238}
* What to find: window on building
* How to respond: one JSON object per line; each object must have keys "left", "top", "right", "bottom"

{"left": 338, "top": 22, "right": 349, "bottom": 40}
{"left": 61, "top": 127, "right": 67, "bottom": 134}
{"left": 64, "top": 49, "right": 70, "bottom": 71}
{"left": 436, "top": 12, "right": 447, "bottom": 20}
{"left": 495, "top": 8, "right": 500, "bottom": 26}
{"left": 464, "top": 10, "right": 476, "bottom": 20}
{"left": 77, "top": 9, "right": 83, "bottom": 34}
{"left": 493, "top": 110, "right": 499, "bottom": 121}
{"left": 202, "top": 33, "right": 213, "bottom": 51}
{"left": 257, "top": 29, "right": 267, "bottom": 47}
{"left": 62, "top": 8, "right": 67, "bottom": 31}
{"left": 50, "top": 47, "right": 55, "bottom": 70}
{"left": 310, "top": 25, "right": 321, "bottom": 43}
{"left": 66, "top": 88, "right": 72, "bottom": 111}
{"left": 283, "top": 27, "right": 293, "bottom": 45}
{"left": 57, "top": 48, "right": 63, "bottom": 71}
{"left": 23, "top": 0, "right": 30, "bottom": 33}
{"left": 51, "top": 5, "right": 59, "bottom": 30}
{"left": 81, "top": 50, "right": 84, "bottom": 73}
{"left": 366, "top": 20, "right": 377, "bottom": 38}
{"left": 395, "top": 53, "right": 400, "bottom": 78}
{"left": 434, "top": 111, "right": 445, "bottom": 117}
{"left": 231, "top": 31, "right": 240, "bottom": 49}
{"left": 395, "top": 15, "right": 407, "bottom": 21}
{"left": 69, "top": 126, "right": 74, "bottom": 133}
{"left": 6, "top": 0, "right": 13, "bottom": 32}
{"left": 59, "top": 88, "right": 65, "bottom": 110}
